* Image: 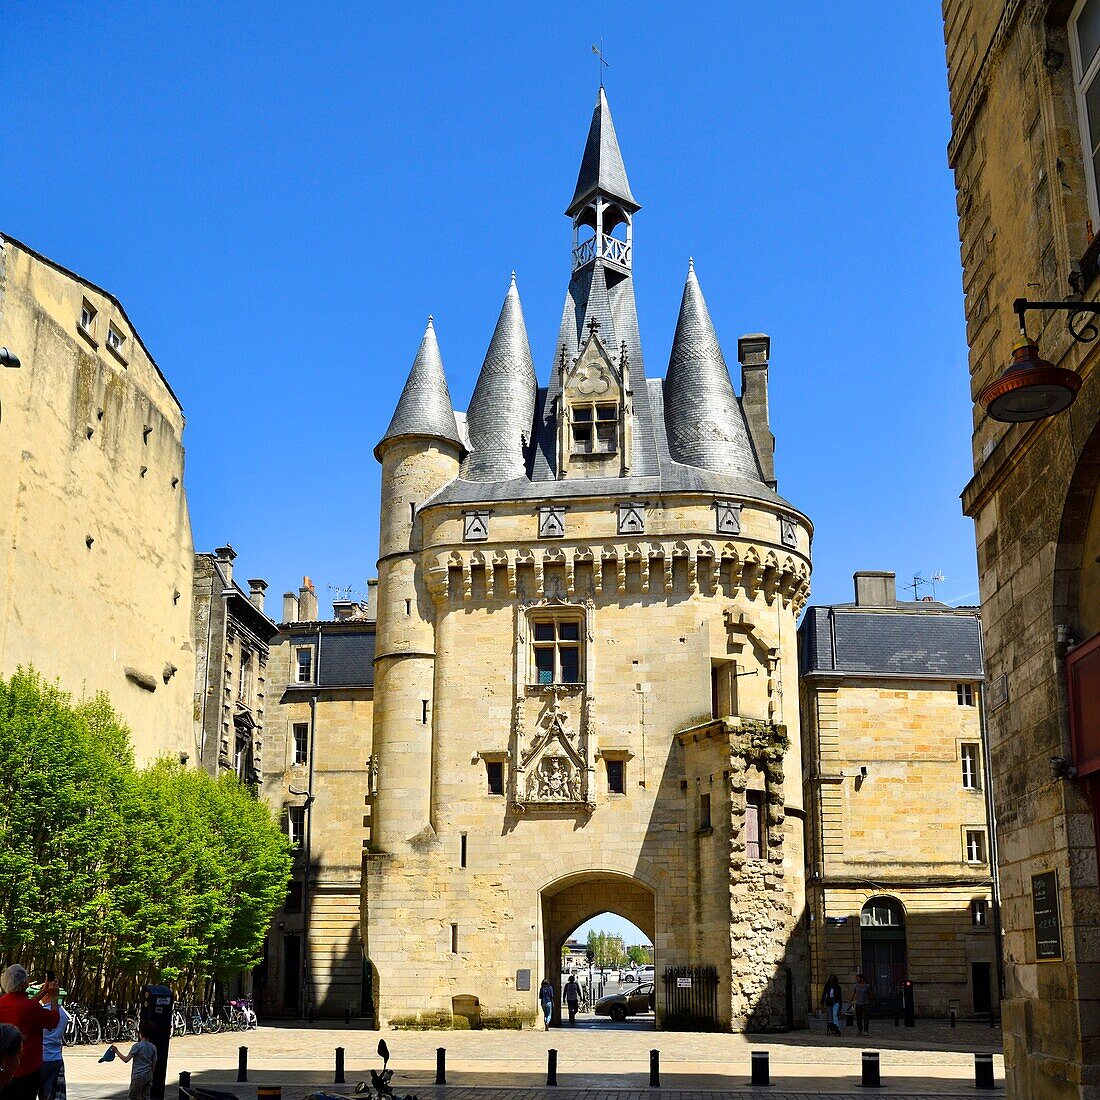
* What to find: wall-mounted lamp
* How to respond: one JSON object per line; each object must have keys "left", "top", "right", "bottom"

{"left": 0, "top": 347, "right": 20, "bottom": 369}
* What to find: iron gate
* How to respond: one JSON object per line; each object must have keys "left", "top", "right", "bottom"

{"left": 662, "top": 965, "right": 719, "bottom": 1031}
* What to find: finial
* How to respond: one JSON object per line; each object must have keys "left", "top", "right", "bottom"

{"left": 586, "top": 317, "right": 601, "bottom": 336}
{"left": 591, "top": 41, "right": 609, "bottom": 88}
{"left": 688, "top": 257, "right": 695, "bottom": 273}
{"left": 510, "top": 270, "right": 517, "bottom": 286}
{"left": 427, "top": 314, "right": 434, "bottom": 327}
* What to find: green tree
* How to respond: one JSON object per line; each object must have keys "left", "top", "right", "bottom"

{"left": 627, "top": 944, "right": 653, "bottom": 965}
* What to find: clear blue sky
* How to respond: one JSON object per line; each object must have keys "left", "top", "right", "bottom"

{"left": 4, "top": 4, "right": 976, "bottom": 612}
{"left": 571, "top": 914, "right": 652, "bottom": 949}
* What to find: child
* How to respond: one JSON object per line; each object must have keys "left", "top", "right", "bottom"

{"left": 110, "top": 1023, "right": 157, "bottom": 1100}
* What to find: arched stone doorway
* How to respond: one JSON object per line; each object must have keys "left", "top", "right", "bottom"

{"left": 860, "top": 897, "right": 907, "bottom": 1015}
{"left": 541, "top": 871, "right": 656, "bottom": 1026}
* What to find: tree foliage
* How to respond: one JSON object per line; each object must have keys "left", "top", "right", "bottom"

{"left": 0, "top": 669, "right": 291, "bottom": 1006}
{"left": 585, "top": 929, "right": 627, "bottom": 969}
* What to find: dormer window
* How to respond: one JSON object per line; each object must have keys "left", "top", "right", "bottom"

{"left": 571, "top": 402, "right": 618, "bottom": 455}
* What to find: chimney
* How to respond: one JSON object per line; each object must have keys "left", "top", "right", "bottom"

{"left": 299, "top": 575, "right": 318, "bottom": 621}
{"left": 737, "top": 334, "right": 775, "bottom": 490}
{"left": 332, "top": 600, "right": 357, "bottom": 621}
{"left": 247, "top": 578, "right": 268, "bottom": 613}
{"left": 283, "top": 591, "right": 300, "bottom": 623}
{"left": 214, "top": 544, "right": 237, "bottom": 584}
{"left": 366, "top": 578, "right": 379, "bottom": 622}
{"left": 853, "top": 571, "right": 897, "bottom": 607}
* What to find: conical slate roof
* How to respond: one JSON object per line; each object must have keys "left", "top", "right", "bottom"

{"left": 374, "top": 318, "right": 463, "bottom": 460}
{"left": 462, "top": 275, "right": 538, "bottom": 481}
{"left": 663, "top": 261, "right": 762, "bottom": 481}
{"left": 566, "top": 88, "right": 639, "bottom": 217}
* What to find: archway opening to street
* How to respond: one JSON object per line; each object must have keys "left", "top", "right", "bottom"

{"left": 541, "top": 871, "right": 656, "bottom": 1028}
{"left": 860, "top": 896, "right": 907, "bottom": 1015}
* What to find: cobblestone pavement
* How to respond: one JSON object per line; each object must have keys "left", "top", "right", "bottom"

{"left": 63, "top": 1021, "right": 1004, "bottom": 1100}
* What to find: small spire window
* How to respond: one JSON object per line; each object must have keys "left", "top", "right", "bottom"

{"left": 571, "top": 402, "right": 618, "bottom": 455}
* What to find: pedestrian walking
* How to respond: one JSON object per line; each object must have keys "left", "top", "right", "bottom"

{"left": 36, "top": 991, "right": 67, "bottom": 1100}
{"left": 564, "top": 975, "right": 581, "bottom": 1026}
{"left": 538, "top": 979, "right": 554, "bottom": 1031}
{"left": 851, "top": 973, "right": 873, "bottom": 1036}
{"left": 109, "top": 1022, "right": 158, "bottom": 1100}
{"left": 0, "top": 967, "right": 60, "bottom": 1100}
{"left": 820, "top": 974, "right": 843, "bottom": 1037}
{"left": 0, "top": 1026, "right": 24, "bottom": 1097}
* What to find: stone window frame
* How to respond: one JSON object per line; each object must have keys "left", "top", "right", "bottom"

{"left": 570, "top": 399, "right": 619, "bottom": 456}
{"left": 956, "top": 682, "right": 975, "bottom": 706}
{"left": 526, "top": 608, "right": 586, "bottom": 688}
{"left": 291, "top": 721, "right": 309, "bottom": 767}
{"left": 106, "top": 322, "right": 128, "bottom": 364}
{"left": 477, "top": 751, "right": 508, "bottom": 797}
{"left": 959, "top": 741, "right": 981, "bottom": 791}
{"left": 294, "top": 644, "right": 315, "bottom": 685}
{"left": 1070, "top": 0, "right": 1100, "bottom": 225}
{"left": 744, "top": 788, "right": 765, "bottom": 859}
{"left": 596, "top": 748, "right": 633, "bottom": 797}
{"left": 79, "top": 298, "right": 98, "bottom": 344}
{"left": 287, "top": 804, "right": 307, "bottom": 847}
{"left": 963, "top": 826, "right": 989, "bottom": 864}
{"left": 970, "top": 898, "right": 990, "bottom": 928}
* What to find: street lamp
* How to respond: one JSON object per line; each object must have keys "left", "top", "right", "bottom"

{"left": 978, "top": 299, "right": 1091, "bottom": 422}
{"left": 0, "top": 348, "right": 19, "bottom": 369}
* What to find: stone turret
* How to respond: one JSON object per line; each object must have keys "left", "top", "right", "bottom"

{"left": 664, "top": 261, "right": 761, "bottom": 482}
{"left": 372, "top": 318, "right": 462, "bottom": 853}
{"left": 461, "top": 274, "right": 537, "bottom": 482}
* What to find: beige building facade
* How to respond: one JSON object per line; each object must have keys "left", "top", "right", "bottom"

{"left": 364, "top": 90, "right": 813, "bottom": 1031}
{"left": 260, "top": 579, "right": 377, "bottom": 1019}
{"left": 799, "top": 572, "right": 997, "bottom": 1021}
{"left": 943, "top": 3, "right": 1100, "bottom": 1095}
{"left": 0, "top": 234, "right": 195, "bottom": 764}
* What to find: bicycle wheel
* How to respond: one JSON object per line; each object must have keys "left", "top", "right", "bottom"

{"left": 86, "top": 1015, "right": 103, "bottom": 1045}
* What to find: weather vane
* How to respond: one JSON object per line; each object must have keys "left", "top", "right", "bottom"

{"left": 591, "top": 41, "right": 609, "bottom": 87}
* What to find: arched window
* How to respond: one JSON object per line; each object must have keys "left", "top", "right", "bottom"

{"left": 860, "top": 897, "right": 905, "bottom": 928}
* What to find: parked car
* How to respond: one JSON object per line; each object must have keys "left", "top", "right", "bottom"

{"left": 594, "top": 982, "right": 655, "bottom": 1021}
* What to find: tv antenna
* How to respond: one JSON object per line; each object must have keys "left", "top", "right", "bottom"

{"left": 906, "top": 571, "right": 947, "bottom": 601}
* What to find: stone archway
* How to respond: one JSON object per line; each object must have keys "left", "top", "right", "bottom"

{"left": 540, "top": 871, "right": 656, "bottom": 1026}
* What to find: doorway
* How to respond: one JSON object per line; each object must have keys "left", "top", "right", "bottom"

{"left": 860, "top": 897, "right": 907, "bottom": 1015}
{"left": 283, "top": 934, "right": 301, "bottom": 1015}
{"left": 972, "top": 962, "right": 992, "bottom": 1014}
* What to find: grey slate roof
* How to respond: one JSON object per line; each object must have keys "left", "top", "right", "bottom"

{"left": 799, "top": 606, "right": 984, "bottom": 679}
{"left": 318, "top": 629, "right": 376, "bottom": 688}
{"left": 461, "top": 275, "right": 538, "bottom": 482}
{"left": 375, "top": 319, "right": 464, "bottom": 459}
{"left": 567, "top": 88, "right": 639, "bottom": 216}
{"left": 664, "top": 262, "right": 763, "bottom": 482}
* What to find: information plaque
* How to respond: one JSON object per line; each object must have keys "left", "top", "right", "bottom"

{"left": 1031, "top": 869, "right": 1062, "bottom": 961}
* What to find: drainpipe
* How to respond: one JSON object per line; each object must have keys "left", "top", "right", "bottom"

{"left": 976, "top": 627, "right": 1005, "bottom": 1002}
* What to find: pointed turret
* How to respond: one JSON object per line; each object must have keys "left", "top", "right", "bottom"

{"left": 664, "top": 261, "right": 763, "bottom": 482}
{"left": 567, "top": 87, "right": 639, "bottom": 217}
{"left": 462, "top": 274, "right": 538, "bottom": 481}
{"left": 375, "top": 318, "right": 464, "bottom": 460}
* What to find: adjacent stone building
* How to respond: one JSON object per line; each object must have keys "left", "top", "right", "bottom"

{"left": 799, "top": 572, "right": 998, "bottom": 1019}
{"left": 0, "top": 233, "right": 196, "bottom": 763}
{"left": 943, "top": 3, "right": 1100, "bottom": 1095}
{"left": 260, "top": 578, "right": 377, "bottom": 1019}
{"left": 192, "top": 546, "right": 278, "bottom": 778}
{"left": 364, "top": 89, "right": 813, "bottom": 1031}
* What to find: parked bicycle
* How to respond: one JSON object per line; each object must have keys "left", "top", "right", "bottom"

{"left": 62, "top": 1001, "right": 103, "bottom": 1046}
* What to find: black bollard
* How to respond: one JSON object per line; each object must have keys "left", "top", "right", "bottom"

{"left": 950, "top": 1009, "right": 956, "bottom": 1029}
{"left": 650, "top": 1049, "right": 660, "bottom": 1088}
{"left": 903, "top": 981, "right": 915, "bottom": 1028}
{"left": 345, "top": 1005, "right": 351, "bottom": 1026}
{"left": 861, "top": 1051, "right": 881, "bottom": 1088}
{"left": 750, "top": 1050, "right": 770, "bottom": 1086}
{"left": 178, "top": 1072, "right": 191, "bottom": 1097}
{"left": 335, "top": 1047, "right": 345, "bottom": 1085}
{"left": 547, "top": 1049, "right": 557, "bottom": 1087}
{"left": 308, "top": 1004, "right": 315, "bottom": 1025}
{"left": 436, "top": 1048, "right": 447, "bottom": 1085}
{"left": 237, "top": 1047, "right": 248, "bottom": 1083}
{"left": 975, "top": 1052, "right": 995, "bottom": 1090}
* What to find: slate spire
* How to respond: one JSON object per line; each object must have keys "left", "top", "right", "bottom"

{"left": 566, "top": 87, "right": 639, "bottom": 217}
{"left": 663, "top": 262, "right": 762, "bottom": 481}
{"left": 462, "top": 274, "right": 538, "bottom": 481}
{"left": 374, "top": 318, "right": 464, "bottom": 460}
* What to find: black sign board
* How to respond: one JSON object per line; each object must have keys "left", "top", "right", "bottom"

{"left": 515, "top": 969, "right": 531, "bottom": 991}
{"left": 1031, "top": 869, "right": 1062, "bottom": 961}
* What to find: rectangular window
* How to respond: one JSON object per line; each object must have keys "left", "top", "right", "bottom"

{"left": 106, "top": 323, "right": 126, "bottom": 353}
{"left": 971, "top": 899, "right": 989, "bottom": 927}
{"left": 699, "top": 792, "right": 712, "bottom": 831}
{"left": 79, "top": 299, "right": 97, "bottom": 335}
{"left": 745, "top": 790, "right": 764, "bottom": 859}
{"left": 285, "top": 880, "right": 303, "bottom": 914}
{"left": 961, "top": 743, "right": 980, "bottom": 790}
{"left": 1072, "top": 0, "right": 1100, "bottom": 222}
{"left": 956, "top": 682, "right": 975, "bottom": 706}
{"left": 607, "top": 758, "right": 624, "bottom": 794}
{"left": 486, "top": 760, "right": 504, "bottom": 796}
{"left": 421, "top": 699, "right": 429, "bottom": 725}
{"left": 531, "top": 616, "right": 583, "bottom": 685}
{"left": 450, "top": 923, "right": 459, "bottom": 954}
{"left": 238, "top": 651, "right": 251, "bottom": 702}
{"left": 288, "top": 805, "right": 306, "bottom": 847}
{"left": 965, "top": 829, "right": 988, "bottom": 864}
{"left": 295, "top": 647, "right": 314, "bottom": 684}
{"left": 292, "top": 722, "right": 308, "bottom": 766}
{"left": 570, "top": 402, "right": 618, "bottom": 454}
{"left": 460, "top": 833, "right": 467, "bottom": 869}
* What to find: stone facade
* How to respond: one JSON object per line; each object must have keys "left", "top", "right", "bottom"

{"left": 0, "top": 233, "right": 195, "bottom": 764}
{"left": 799, "top": 573, "right": 997, "bottom": 1020}
{"left": 259, "top": 581, "right": 376, "bottom": 1019}
{"left": 943, "top": 4, "right": 1100, "bottom": 1096}
{"left": 364, "top": 90, "right": 812, "bottom": 1032}
{"left": 192, "top": 546, "right": 278, "bottom": 778}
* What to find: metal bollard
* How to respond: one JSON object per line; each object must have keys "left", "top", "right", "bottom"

{"left": 861, "top": 1051, "right": 882, "bottom": 1088}
{"left": 335, "top": 1047, "right": 345, "bottom": 1085}
{"left": 345, "top": 1005, "right": 351, "bottom": 1026}
{"left": 436, "top": 1048, "right": 447, "bottom": 1085}
{"left": 975, "top": 1052, "right": 995, "bottom": 1090}
{"left": 237, "top": 1047, "right": 248, "bottom": 1083}
{"left": 650, "top": 1049, "right": 660, "bottom": 1088}
{"left": 178, "top": 1072, "right": 191, "bottom": 1096}
{"left": 547, "top": 1049, "right": 557, "bottom": 1087}
{"left": 750, "top": 1050, "right": 770, "bottom": 1086}
{"left": 950, "top": 1009, "right": 956, "bottom": 1028}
